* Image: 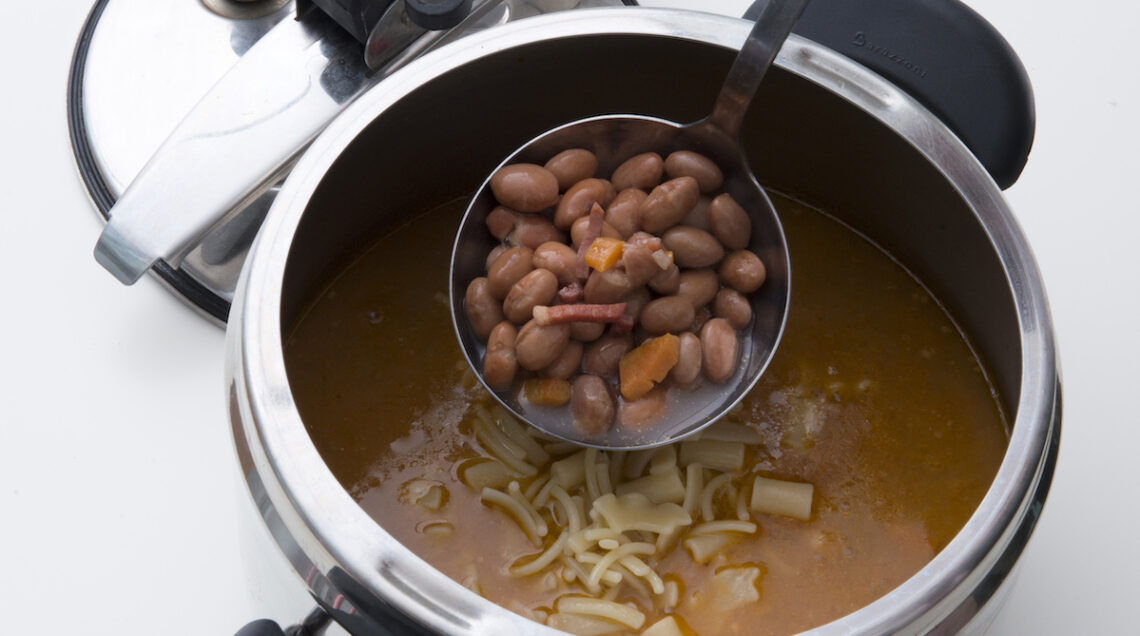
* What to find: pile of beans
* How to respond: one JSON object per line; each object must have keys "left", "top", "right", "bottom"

{"left": 463, "top": 148, "right": 767, "bottom": 436}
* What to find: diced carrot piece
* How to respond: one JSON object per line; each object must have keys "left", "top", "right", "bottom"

{"left": 584, "top": 237, "right": 625, "bottom": 272}
{"left": 524, "top": 378, "right": 572, "bottom": 406}
{"left": 619, "top": 334, "right": 681, "bottom": 400}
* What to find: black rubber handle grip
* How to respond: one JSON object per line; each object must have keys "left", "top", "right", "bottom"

{"left": 234, "top": 619, "right": 285, "bottom": 636}
{"left": 745, "top": 0, "right": 1035, "bottom": 189}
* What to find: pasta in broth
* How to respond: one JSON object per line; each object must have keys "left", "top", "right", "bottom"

{"left": 283, "top": 194, "right": 1009, "bottom": 635}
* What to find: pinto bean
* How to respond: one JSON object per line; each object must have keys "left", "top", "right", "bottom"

{"left": 571, "top": 374, "right": 615, "bottom": 436}
{"left": 713, "top": 288, "right": 752, "bottom": 329}
{"left": 504, "top": 268, "right": 558, "bottom": 324}
{"left": 544, "top": 148, "right": 597, "bottom": 190}
{"left": 690, "top": 305, "right": 712, "bottom": 332}
{"left": 605, "top": 188, "right": 647, "bottom": 238}
{"left": 701, "top": 318, "right": 739, "bottom": 382}
{"left": 648, "top": 264, "right": 681, "bottom": 295}
{"left": 555, "top": 178, "right": 611, "bottom": 230}
{"left": 516, "top": 319, "right": 571, "bottom": 371}
{"left": 583, "top": 268, "right": 633, "bottom": 304}
{"left": 621, "top": 243, "right": 661, "bottom": 287}
{"left": 485, "top": 244, "right": 509, "bottom": 273}
{"left": 708, "top": 193, "right": 751, "bottom": 250}
{"left": 675, "top": 268, "right": 719, "bottom": 308}
{"left": 570, "top": 214, "right": 622, "bottom": 249}
{"left": 464, "top": 277, "right": 504, "bottom": 340}
{"left": 490, "top": 164, "right": 559, "bottom": 213}
{"left": 664, "top": 150, "right": 724, "bottom": 193}
{"left": 570, "top": 321, "right": 606, "bottom": 342}
{"left": 582, "top": 333, "right": 633, "bottom": 377}
{"left": 640, "top": 176, "right": 700, "bottom": 233}
{"left": 719, "top": 250, "right": 767, "bottom": 293}
{"left": 599, "top": 180, "right": 618, "bottom": 206}
{"left": 671, "top": 332, "right": 703, "bottom": 384}
{"left": 485, "top": 205, "right": 520, "bottom": 240}
{"left": 508, "top": 214, "right": 565, "bottom": 249}
{"left": 483, "top": 321, "right": 518, "bottom": 390}
{"left": 618, "top": 387, "right": 669, "bottom": 431}
{"left": 543, "top": 340, "right": 583, "bottom": 380}
{"left": 533, "top": 241, "right": 579, "bottom": 286}
{"left": 640, "top": 296, "right": 697, "bottom": 335}
{"left": 621, "top": 287, "right": 652, "bottom": 323}
{"left": 682, "top": 195, "right": 713, "bottom": 232}
{"left": 611, "top": 152, "right": 664, "bottom": 191}
{"left": 486, "top": 247, "right": 534, "bottom": 299}
{"left": 662, "top": 226, "right": 725, "bottom": 268}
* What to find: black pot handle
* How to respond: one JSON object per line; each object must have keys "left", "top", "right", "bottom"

{"left": 234, "top": 619, "right": 285, "bottom": 636}
{"left": 745, "top": 0, "right": 1035, "bottom": 189}
{"left": 235, "top": 607, "right": 331, "bottom": 636}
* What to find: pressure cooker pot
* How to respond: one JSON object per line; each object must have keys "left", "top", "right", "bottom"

{"left": 227, "top": 9, "right": 1059, "bottom": 634}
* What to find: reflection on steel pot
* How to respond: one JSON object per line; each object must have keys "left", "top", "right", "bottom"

{"left": 227, "top": 9, "right": 1059, "bottom": 634}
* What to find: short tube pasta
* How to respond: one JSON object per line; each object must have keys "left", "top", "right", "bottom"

{"left": 750, "top": 475, "right": 814, "bottom": 521}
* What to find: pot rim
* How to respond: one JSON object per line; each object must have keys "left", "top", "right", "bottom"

{"left": 230, "top": 8, "right": 1058, "bottom": 634}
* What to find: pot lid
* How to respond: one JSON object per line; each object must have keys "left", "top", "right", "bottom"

{"left": 69, "top": 0, "right": 296, "bottom": 321}
{"left": 68, "top": 0, "right": 1032, "bottom": 323}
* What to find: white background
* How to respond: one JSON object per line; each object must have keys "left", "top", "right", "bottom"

{"left": 2, "top": 0, "right": 1137, "bottom": 633}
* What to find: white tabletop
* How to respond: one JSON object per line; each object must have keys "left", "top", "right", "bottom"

{"left": 2, "top": 0, "right": 1136, "bottom": 633}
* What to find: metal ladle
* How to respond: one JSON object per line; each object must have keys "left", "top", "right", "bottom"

{"left": 450, "top": 0, "right": 806, "bottom": 449}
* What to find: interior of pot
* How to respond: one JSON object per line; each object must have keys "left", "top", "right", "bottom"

{"left": 281, "top": 32, "right": 1020, "bottom": 413}
{"left": 271, "top": 26, "right": 1031, "bottom": 633}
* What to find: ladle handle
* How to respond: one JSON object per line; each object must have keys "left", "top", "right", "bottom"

{"left": 707, "top": 0, "right": 812, "bottom": 138}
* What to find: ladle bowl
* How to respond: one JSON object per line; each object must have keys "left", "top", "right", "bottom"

{"left": 449, "top": 115, "right": 791, "bottom": 448}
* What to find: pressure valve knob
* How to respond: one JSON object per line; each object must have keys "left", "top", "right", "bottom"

{"left": 404, "top": 0, "right": 472, "bottom": 30}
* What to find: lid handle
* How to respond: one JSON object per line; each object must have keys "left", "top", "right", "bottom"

{"left": 93, "top": 9, "right": 371, "bottom": 284}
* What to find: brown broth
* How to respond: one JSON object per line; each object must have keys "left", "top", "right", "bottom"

{"left": 283, "top": 195, "right": 1008, "bottom": 635}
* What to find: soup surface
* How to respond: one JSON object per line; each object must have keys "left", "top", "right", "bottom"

{"left": 283, "top": 195, "right": 1008, "bottom": 635}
